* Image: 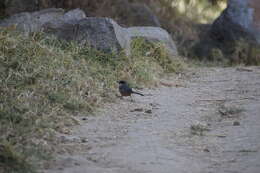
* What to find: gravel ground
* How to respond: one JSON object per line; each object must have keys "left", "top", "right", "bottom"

{"left": 44, "top": 67, "right": 260, "bottom": 173}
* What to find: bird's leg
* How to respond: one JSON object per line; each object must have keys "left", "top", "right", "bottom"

{"left": 130, "top": 95, "right": 134, "bottom": 102}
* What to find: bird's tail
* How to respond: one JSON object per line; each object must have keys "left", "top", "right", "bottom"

{"left": 132, "top": 91, "right": 144, "bottom": 96}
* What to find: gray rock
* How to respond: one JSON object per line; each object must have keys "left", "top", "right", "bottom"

{"left": 210, "top": 0, "right": 260, "bottom": 44}
{"left": 47, "top": 17, "right": 177, "bottom": 56}
{"left": 0, "top": 8, "right": 86, "bottom": 35}
{"left": 126, "top": 26, "right": 178, "bottom": 56}
{"left": 194, "top": 0, "right": 260, "bottom": 60}
{"left": 43, "top": 8, "right": 86, "bottom": 29}
{"left": 47, "top": 17, "right": 122, "bottom": 53}
{"left": 0, "top": 8, "right": 64, "bottom": 34}
{"left": 0, "top": 8, "right": 178, "bottom": 57}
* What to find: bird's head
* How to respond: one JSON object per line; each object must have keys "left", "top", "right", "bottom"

{"left": 118, "top": 80, "right": 127, "bottom": 84}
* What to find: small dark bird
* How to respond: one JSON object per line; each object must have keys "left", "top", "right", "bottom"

{"left": 118, "top": 80, "right": 144, "bottom": 97}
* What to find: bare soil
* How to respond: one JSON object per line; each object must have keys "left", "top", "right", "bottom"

{"left": 44, "top": 67, "right": 260, "bottom": 173}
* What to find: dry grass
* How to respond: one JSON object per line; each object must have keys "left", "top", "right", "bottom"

{"left": 0, "top": 28, "right": 185, "bottom": 172}
{"left": 190, "top": 122, "right": 210, "bottom": 136}
{"left": 229, "top": 39, "right": 260, "bottom": 66}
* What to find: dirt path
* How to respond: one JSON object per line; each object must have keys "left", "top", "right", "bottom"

{"left": 44, "top": 67, "right": 260, "bottom": 173}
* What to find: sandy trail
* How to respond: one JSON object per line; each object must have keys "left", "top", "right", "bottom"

{"left": 45, "top": 67, "right": 260, "bottom": 173}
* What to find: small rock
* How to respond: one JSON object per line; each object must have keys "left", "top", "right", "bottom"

{"left": 150, "top": 103, "right": 160, "bottom": 109}
{"left": 81, "top": 138, "right": 88, "bottom": 143}
{"left": 61, "top": 128, "right": 71, "bottom": 134}
{"left": 130, "top": 108, "right": 143, "bottom": 112}
{"left": 59, "top": 135, "right": 81, "bottom": 143}
{"left": 233, "top": 121, "right": 240, "bottom": 126}
{"left": 149, "top": 103, "right": 157, "bottom": 107}
{"left": 59, "top": 136, "right": 67, "bottom": 143}
{"left": 217, "top": 135, "right": 226, "bottom": 138}
{"left": 203, "top": 148, "right": 210, "bottom": 152}
{"left": 74, "top": 162, "right": 80, "bottom": 166}
{"left": 145, "top": 109, "right": 152, "bottom": 114}
{"left": 82, "top": 117, "right": 87, "bottom": 121}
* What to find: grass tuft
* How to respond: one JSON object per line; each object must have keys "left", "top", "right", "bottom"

{"left": 229, "top": 39, "right": 260, "bottom": 66}
{"left": 0, "top": 143, "right": 36, "bottom": 173}
{"left": 190, "top": 123, "right": 210, "bottom": 136}
{"left": 130, "top": 38, "right": 185, "bottom": 73}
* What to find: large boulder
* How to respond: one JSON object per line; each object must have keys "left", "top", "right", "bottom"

{"left": 46, "top": 17, "right": 122, "bottom": 53}
{"left": 0, "top": 8, "right": 177, "bottom": 57}
{"left": 248, "top": 0, "right": 260, "bottom": 43}
{"left": 210, "top": 0, "right": 260, "bottom": 44}
{"left": 193, "top": 0, "right": 260, "bottom": 62}
{"left": 126, "top": 27, "right": 177, "bottom": 56}
{"left": 46, "top": 17, "right": 177, "bottom": 56}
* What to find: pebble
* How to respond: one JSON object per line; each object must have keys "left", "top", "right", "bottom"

{"left": 233, "top": 121, "right": 240, "bottom": 126}
{"left": 145, "top": 109, "right": 152, "bottom": 114}
{"left": 203, "top": 148, "right": 210, "bottom": 152}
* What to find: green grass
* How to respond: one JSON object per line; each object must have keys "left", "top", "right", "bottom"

{"left": 0, "top": 28, "right": 185, "bottom": 172}
{"left": 0, "top": 143, "right": 36, "bottom": 173}
{"left": 130, "top": 38, "right": 186, "bottom": 74}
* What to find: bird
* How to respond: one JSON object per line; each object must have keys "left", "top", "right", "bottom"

{"left": 118, "top": 80, "right": 144, "bottom": 97}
